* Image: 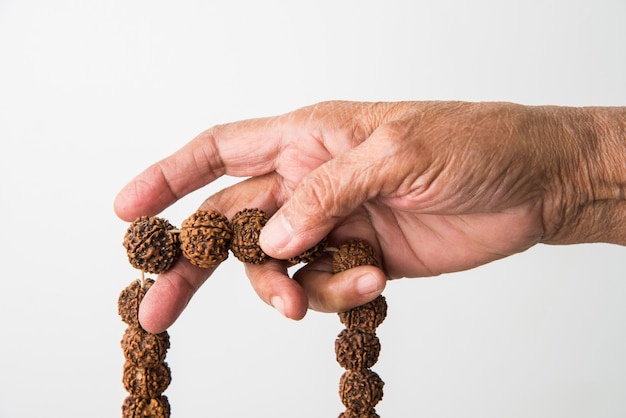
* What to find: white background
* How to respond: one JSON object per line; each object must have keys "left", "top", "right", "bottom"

{"left": 1, "top": 1, "right": 625, "bottom": 417}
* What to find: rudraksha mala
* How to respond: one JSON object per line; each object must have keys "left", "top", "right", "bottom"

{"left": 121, "top": 214, "right": 186, "bottom": 418}
{"left": 333, "top": 239, "right": 386, "bottom": 418}
{"left": 121, "top": 210, "right": 387, "bottom": 417}
{"left": 118, "top": 278, "right": 172, "bottom": 418}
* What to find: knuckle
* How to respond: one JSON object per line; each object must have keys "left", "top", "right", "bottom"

{"left": 293, "top": 169, "right": 337, "bottom": 219}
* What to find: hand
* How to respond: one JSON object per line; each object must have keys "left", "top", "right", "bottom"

{"left": 114, "top": 101, "right": 626, "bottom": 333}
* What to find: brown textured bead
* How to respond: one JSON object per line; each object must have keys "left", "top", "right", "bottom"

{"left": 123, "top": 216, "right": 180, "bottom": 274}
{"left": 288, "top": 237, "right": 328, "bottom": 264}
{"left": 121, "top": 326, "right": 170, "bottom": 367}
{"left": 180, "top": 210, "right": 232, "bottom": 268}
{"left": 118, "top": 279, "right": 154, "bottom": 326}
{"left": 339, "top": 370, "right": 384, "bottom": 413}
{"left": 332, "top": 239, "right": 379, "bottom": 273}
{"left": 338, "top": 295, "right": 388, "bottom": 333}
{"left": 123, "top": 361, "right": 172, "bottom": 399}
{"left": 339, "top": 409, "right": 380, "bottom": 418}
{"left": 230, "top": 208, "right": 270, "bottom": 264}
{"left": 122, "top": 395, "right": 171, "bottom": 418}
{"left": 335, "top": 329, "right": 381, "bottom": 371}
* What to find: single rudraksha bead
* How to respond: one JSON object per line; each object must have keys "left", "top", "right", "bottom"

{"left": 332, "top": 239, "right": 379, "bottom": 273}
{"left": 339, "top": 370, "right": 384, "bottom": 414}
{"left": 118, "top": 279, "right": 154, "bottom": 326}
{"left": 287, "top": 237, "right": 328, "bottom": 264}
{"left": 122, "top": 395, "right": 171, "bottom": 418}
{"left": 230, "top": 208, "right": 270, "bottom": 264}
{"left": 338, "top": 295, "right": 388, "bottom": 334}
{"left": 180, "top": 209, "right": 232, "bottom": 268}
{"left": 122, "top": 361, "right": 172, "bottom": 399}
{"left": 121, "top": 326, "right": 170, "bottom": 367}
{"left": 123, "top": 216, "right": 180, "bottom": 274}
{"left": 335, "top": 329, "right": 381, "bottom": 371}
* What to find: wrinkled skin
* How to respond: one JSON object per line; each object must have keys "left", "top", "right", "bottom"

{"left": 115, "top": 101, "right": 626, "bottom": 333}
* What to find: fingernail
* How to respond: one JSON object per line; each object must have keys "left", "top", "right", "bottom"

{"left": 270, "top": 296, "right": 286, "bottom": 317}
{"left": 356, "top": 273, "right": 381, "bottom": 297}
{"left": 260, "top": 213, "right": 293, "bottom": 254}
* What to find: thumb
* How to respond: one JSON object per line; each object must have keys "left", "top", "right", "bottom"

{"left": 260, "top": 123, "right": 403, "bottom": 259}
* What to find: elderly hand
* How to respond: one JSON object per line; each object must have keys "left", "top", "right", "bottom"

{"left": 115, "top": 101, "right": 626, "bottom": 333}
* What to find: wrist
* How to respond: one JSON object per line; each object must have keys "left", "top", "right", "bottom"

{"left": 541, "top": 106, "right": 626, "bottom": 246}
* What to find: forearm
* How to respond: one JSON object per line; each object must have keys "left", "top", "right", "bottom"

{"left": 541, "top": 105, "right": 626, "bottom": 246}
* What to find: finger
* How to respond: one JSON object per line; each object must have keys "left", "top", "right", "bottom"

{"left": 139, "top": 258, "right": 215, "bottom": 333}
{"left": 260, "top": 121, "right": 408, "bottom": 259}
{"left": 205, "top": 174, "right": 309, "bottom": 319}
{"left": 293, "top": 261, "right": 387, "bottom": 313}
{"left": 293, "top": 211, "right": 386, "bottom": 313}
{"left": 114, "top": 116, "right": 287, "bottom": 222}
{"left": 244, "top": 261, "right": 309, "bottom": 320}
{"left": 207, "top": 173, "right": 381, "bottom": 319}
{"left": 139, "top": 174, "right": 290, "bottom": 331}
{"left": 245, "top": 204, "right": 385, "bottom": 318}
{"left": 198, "top": 173, "right": 282, "bottom": 218}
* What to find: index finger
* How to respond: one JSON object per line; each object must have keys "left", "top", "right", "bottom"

{"left": 114, "top": 116, "right": 285, "bottom": 222}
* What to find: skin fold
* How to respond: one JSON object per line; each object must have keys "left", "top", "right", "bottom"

{"left": 114, "top": 101, "right": 626, "bottom": 333}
